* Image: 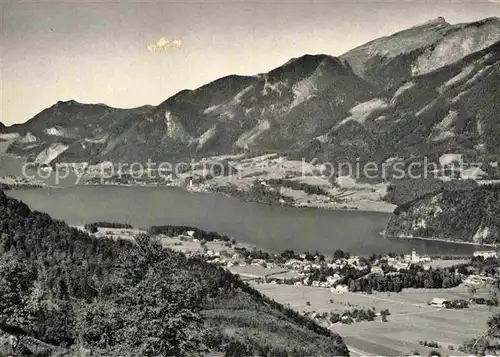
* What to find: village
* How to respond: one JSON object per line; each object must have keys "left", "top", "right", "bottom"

{"left": 156, "top": 229, "right": 500, "bottom": 356}
{"left": 87, "top": 224, "right": 500, "bottom": 356}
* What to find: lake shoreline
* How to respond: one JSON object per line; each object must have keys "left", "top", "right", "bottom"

{"left": 81, "top": 181, "right": 396, "bottom": 214}
{"left": 384, "top": 234, "right": 497, "bottom": 249}
{"left": 1, "top": 153, "right": 396, "bottom": 213}
{"left": 4, "top": 185, "right": 487, "bottom": 256}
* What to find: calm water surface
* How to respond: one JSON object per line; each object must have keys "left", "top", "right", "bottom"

{"left": 1, "top": 152, "right": 485, "bottom": 255}
{"left": 6, "top": 186, "right": 484, "bottom": 256}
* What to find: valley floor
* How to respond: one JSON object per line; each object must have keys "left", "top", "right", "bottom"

{"left": 252, "top": 283, "right": 492, "bottom": 356}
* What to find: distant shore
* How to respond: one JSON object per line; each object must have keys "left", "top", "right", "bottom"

{"left": 384, "top": 233, "right": 497, "bottom": 248}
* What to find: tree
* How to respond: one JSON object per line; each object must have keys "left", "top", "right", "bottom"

{"left": 225, "top": 340, "right": 251, "bottom": 356}
{"left": 468, "top": 284, "right": 478, "bottom": 301}
{"left": 86, "top": 223, "right": 98, "bottom": 233}
{"left": 329, "top": 313, "right": 340, "bottom": 324}
{"left": 380, "top": 309, "right": 390, "bottom": 322}
{"left": 489, "top": 279, "right": 500, "bottom": 307}
{"left": 460, "top": 313, "right": 500, "bottom": 355}
{"left": 333, "top": 250, "right": 346, "bottom": 260}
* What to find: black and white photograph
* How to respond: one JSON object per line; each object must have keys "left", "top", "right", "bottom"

{"left": 1, "top": 0, "right": 500, "bottom": 355}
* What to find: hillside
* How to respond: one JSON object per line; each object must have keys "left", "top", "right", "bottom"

{"left": 302, "top": 39, "right": 500, "bottom": 177}
{"left": 0, "top": 122, "right": 5, "bottom": 132}
{"left": 98, "top": 56, "right": 374, "bottom": 162}
{"left": 383, "top": 178, "right": 479, "bottom": 206}
{"left": 340, "top": 17, "right": 500, "bottom": 89}
{"left": 5, "top": 101, "right": 153, "bottom": 164}
{"left": 0, "top": 190, "right": 349, "bottom": 357}
{"left": 385, "top": 183, "right": 500, "bottom": 244}
{"left": 6, "top": 55, "right": 373, "bottom": 164}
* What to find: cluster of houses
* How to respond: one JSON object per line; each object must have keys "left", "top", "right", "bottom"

{"left": 464, "top": 274, "right": 496, "bottom": 285}
{"left": 189, "top": 240, "right": 435, "bottom": 293}
{"left": 473, "top": 250, "right": 498, "bottom": 259}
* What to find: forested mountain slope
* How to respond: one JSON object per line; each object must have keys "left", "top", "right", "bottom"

{"left": 385, "top": 183, "right": 500, "bottom": 244}
{"left": 0, "top": 190, "right": 349, "bottom": 356}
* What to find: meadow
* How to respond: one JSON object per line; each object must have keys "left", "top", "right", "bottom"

{"left": 253, "top": 283, "right": 494, "bottom": 356}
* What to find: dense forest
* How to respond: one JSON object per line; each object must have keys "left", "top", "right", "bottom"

{"left": 263, "top": 179, "right": 330, "bottom": 196}
{"left": 386, "top": 183, "right": 500, "bottom": 244}
{"left": 0, "top": 190, "right": 349, "bottom": 356}
{"left": 215, "top": 181, "right": 294, "bottom": 206}
{"left": 384, "top": 178, "right": 478, "bottom": 206}
{"left": 344, "top": 265, "right": 463, "bottom": 293}
{"left": 84, "top": 222, "right": 134, "bottom": 232}
{"left": 148, "top": 225, "right": 232, "bottom": 242}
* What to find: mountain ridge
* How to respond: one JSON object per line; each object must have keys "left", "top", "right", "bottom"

{"left": 7, "top": 52, "right": 374, "bottom": 163}
{"left": 4, "top": 17, "right": 500, "bottom": 176}
{"left": 340, "top": 16, "right": 500, "bottom": 89}
{"left": 300, "top": 38, "right": 500, "bottom": 176}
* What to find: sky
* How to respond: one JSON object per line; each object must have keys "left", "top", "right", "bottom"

{"left": 1, "top": 0, "right": 499, "bottom": 125}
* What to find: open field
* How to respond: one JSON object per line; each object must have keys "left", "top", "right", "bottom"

{"left": 424, "top": 259, "right": 471, "bottom": 269}
{"left": 227, "top": 265, "right": 289, "bottom": 279}
{"left": 253, "top": 283, "right": 495, "bottom": 356}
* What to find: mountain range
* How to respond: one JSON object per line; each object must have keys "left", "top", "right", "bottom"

{"left": 2, "top": 17, "right": 500, "bottom": 176}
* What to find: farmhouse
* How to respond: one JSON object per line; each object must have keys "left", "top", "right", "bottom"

{"left": 473, "top": 250, "right": 498, "bottom": 259}
{"left": 430, "top": 297, "right": 448, "bottom": 308}
{"left": 331, "top": 284, "right": 348, "bottom": 294}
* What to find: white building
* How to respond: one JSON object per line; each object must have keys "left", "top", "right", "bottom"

{"left": 430, "top": 297, "right": 448, "bottom": 308}
{"left": 347, "top": 256, "right": 360, "bottom": 265}
{"left": 474, "top": 251, "right": 498, "bottom": 259}
{"left": 326, "top": 274, "right": 342, "bottom": 285}
{"left": 404, "top": 249, "right": 431, "bottom": 264}
{"left": 394, "top": 262, "right": 410, "bottom": 271}
{"left": 333, "top": 284, "right": 348, "bottom": 294}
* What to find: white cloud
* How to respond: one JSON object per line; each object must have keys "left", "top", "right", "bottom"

{"left": 146, "top": 37, "right": 182, "bottom": 52}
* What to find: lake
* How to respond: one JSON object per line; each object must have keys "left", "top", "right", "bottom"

{"left": 1, "top": 151, "right": 485, "bottom": 256}
{"left": 5, "top": 185, "right": 485, "bottom": 256}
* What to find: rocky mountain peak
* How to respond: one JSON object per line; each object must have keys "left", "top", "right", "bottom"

{"left": 340, "top": 17, "right": 500, "bottom": 88}
{"left": 55, "top": 99, "right": 81, "bottom": 107}
{"left": 415, "top": 16, "right": 448, "bottom": 27}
